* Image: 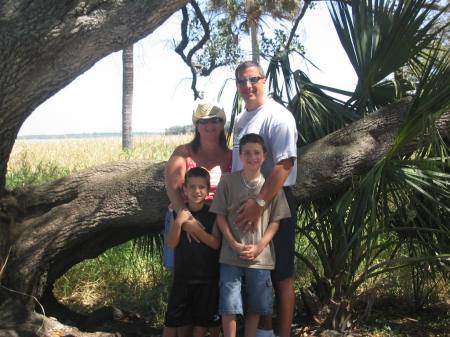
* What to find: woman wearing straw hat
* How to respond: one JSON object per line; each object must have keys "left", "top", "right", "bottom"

{"left": 163, "top": 100, "right": 231, "bottom": 337}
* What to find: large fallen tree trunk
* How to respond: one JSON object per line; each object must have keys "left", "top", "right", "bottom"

{"left": 0, "top": 161, "right": 169, "bottom": 335}
{"left": 1, "top": 101, "right": 449, "bottom": 334}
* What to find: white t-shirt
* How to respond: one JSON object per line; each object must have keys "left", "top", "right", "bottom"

{"left": 232, "top": 98, "right": 298, "bottom": 186}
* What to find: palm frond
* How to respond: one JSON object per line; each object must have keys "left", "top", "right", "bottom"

{"left": 388, "top": 40, "right": 450, "bottom": 159}
{"left": 289, "top": 70, "right": 359, "bottom": 144}
{"left": 328, "top": 0, "right": 447, "bottom": 114}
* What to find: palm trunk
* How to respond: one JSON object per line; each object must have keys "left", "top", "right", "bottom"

{"left": 122, "top": 44, "right": 134, "bottom": 150}
{"left": 246, "top": 0, "right": 260, "bottom": 63}
{"left": 250, "top": 21, "right": 260, "bottom": 63}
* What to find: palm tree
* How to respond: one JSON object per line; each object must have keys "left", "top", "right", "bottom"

{"left": 254, "top": 0, "right": 450, "bottom": 330}
{"left": 122, "top": 44, "right": 134, "bottom": 150}
{"left": 209, "top": 0, "right": 302, "bottom": 62}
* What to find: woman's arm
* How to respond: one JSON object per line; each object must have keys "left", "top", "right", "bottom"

{"left": 164, "top": 145, "right": 189, "bottom": 213}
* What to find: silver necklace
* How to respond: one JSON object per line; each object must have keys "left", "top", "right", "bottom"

{"left": 240, "top": 171, "right": 262, "bottom": 190}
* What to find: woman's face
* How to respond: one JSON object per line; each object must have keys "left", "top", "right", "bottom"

{"left": 196, "top": 117, "right": 224, "bottom": 141}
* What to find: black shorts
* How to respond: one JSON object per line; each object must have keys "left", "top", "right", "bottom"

{"left": 271, "top": 186, "right": 297, "bottom": 282}
{"left": 164, "top": 280, "right": 221, "bottom": 328}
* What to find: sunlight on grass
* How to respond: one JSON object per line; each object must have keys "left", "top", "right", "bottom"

{"left": 10, "top": 134, "right": 192, "bottom": 169}
{"left": 7, "top": 135, "right": 192, "bottom": 189}
{"left": 53, "top": 241, "right": 172, "bottom": 324}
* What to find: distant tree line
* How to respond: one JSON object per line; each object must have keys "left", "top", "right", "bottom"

{"left": 165, "top": 122, "right": 231, "bottom": 135}
{"left": 164, "top": 124, "right": 195, "bottom": 135}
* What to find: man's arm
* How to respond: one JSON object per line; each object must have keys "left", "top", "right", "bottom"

{"left": 236, "top": 158, "right": 293, "bottom": 229}
{"left": 164, "top": 145, "right": 193, "bottom": 227}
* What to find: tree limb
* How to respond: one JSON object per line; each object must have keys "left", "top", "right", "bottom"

{"left": 174, "top": 1, "right": 211, "bottom": 99}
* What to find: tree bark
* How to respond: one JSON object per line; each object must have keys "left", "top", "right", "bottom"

{"left": 0, "top": 0, "right": 189, "bottom": 192}
{"left": 1, "top": 99, "right": 449, "bottom": 333}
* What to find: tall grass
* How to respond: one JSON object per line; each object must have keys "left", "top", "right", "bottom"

{"left": 7, "top": 135, "right": 192, "bottom": 189}
{"left": 53, "top": 241, "right": 172, "bottom": 324}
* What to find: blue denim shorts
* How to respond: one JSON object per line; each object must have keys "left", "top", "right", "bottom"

{"left": 219, "top": 264, "right": 273, "bottom": 315}
{"left": 163, "top": 209, "right": 174, "bottom": 270}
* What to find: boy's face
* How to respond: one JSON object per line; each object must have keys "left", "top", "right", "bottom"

{"left": 183, "top": 176, "right": 209, "bottom": 206}
{"left": 239, "top": 142, "right": 266, "bottom": 171}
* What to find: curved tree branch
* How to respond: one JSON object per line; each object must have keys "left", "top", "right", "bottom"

{"left": 174, "top": 0, "right": 211, "bottom": 99}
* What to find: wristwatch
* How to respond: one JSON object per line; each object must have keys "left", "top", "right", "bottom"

{"left": 255, "top": 198, "right": 266, "bottom": 209}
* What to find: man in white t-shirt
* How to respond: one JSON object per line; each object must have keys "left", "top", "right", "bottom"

{"left": 232, "top": 61, "right": 298, "bottom": 337}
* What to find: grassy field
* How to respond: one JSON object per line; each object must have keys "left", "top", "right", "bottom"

{"left": 7, "top": 135, "right": 192, "bottom": 189}
{"left": 7, "top": 135, "right": 450, "bottom": 336}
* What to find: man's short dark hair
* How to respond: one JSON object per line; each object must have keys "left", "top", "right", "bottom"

{"left": 184, "top": 166, "right": 211, "bottom": 189}
{"left": 235, "top": 61, "right": 265, "bottom": 80}
{"left": 239, "top": 133, "right": 267, "bottom": 154}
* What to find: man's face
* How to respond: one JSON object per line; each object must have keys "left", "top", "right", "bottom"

{"left": 236, "top": 66, "right": 266, "bottom": 110}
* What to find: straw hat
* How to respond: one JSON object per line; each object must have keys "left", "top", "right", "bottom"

{"left": 192, "top": 100, "right": 226, "bottom": 124}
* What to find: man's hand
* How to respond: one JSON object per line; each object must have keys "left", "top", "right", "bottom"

{"left": 239, "top": 244, "right": 263, "bottom": 261}
{"left": 236, "top": 198, "right": 263, "bottom": 232}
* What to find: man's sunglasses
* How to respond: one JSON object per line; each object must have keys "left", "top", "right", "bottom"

{"left": 236, "top": 76, "right": 264, "bottom": 86}
{"left": 198, "top": 117, "right": 223, "bottom": 125}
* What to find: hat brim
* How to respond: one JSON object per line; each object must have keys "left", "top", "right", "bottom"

{"left": 198, "top": 115, "right": 222, "bottom": 120}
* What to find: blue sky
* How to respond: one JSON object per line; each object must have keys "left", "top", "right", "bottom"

{"left": 18, "top": 3, "right": 357, "bottom": 136}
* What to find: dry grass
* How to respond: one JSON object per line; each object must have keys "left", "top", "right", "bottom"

{"left": 7, "top": 134, "right": 192, "bottom": 189}
{"left": 10, "top": 134, "right": 192, "bottom": 172}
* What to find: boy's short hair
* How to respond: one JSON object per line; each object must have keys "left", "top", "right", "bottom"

{"left": 184, "top": 166, "right": 211, "bottom": 189}
{"left": 239, "top": 133, "right": 267, "bottom": 154}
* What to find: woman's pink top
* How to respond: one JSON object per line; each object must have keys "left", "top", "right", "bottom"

{"left": 186, "top": 156, "right": 231, "bottom": 203}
